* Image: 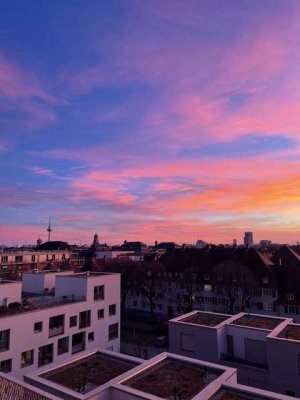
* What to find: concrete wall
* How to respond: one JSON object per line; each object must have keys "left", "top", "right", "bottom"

{"left": 225, "top": 325, "right": 268, "bottom": 360}
{"left": 268, "top": 337, "right": 300, "bottom": 396}
{"left": 0, "top": 281, "right": 22, "bottom": 305}
{"left": 55, "top": 275, "right": 88, "bottom": 299}
{"left": 169, "top": 321, "right": 219, "bottom": 363}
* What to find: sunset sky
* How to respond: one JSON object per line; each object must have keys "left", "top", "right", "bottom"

{"left": 1, "top": 0, "right": 300, "bottom": 246}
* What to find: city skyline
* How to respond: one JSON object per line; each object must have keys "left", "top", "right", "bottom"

{"left": 1, "top": 1, "right": 300, "bottom": 245}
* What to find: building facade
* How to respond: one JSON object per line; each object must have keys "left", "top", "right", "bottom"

{"left": 0, "top": 271, "right": 120, "bottom": 379}
{"left": 169, "top": 310, "right": 300, "bottom": 397}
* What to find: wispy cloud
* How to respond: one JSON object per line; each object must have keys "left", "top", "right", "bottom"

{"left": 29, "top": 166, "right": 54, "bottom": 177}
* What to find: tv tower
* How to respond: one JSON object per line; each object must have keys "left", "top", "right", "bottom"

{"left": 47, "top": 218, "right": 52, "bottom": 242}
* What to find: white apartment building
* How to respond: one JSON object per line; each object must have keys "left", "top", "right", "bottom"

{"left": 169, "top": 310, "right": 300, "bottom": 397}
{"left": 0, "top": 271, "right": 121, "bottom": 379}
{"left": 20, "top": 349, "right": 299, "bottom": 400}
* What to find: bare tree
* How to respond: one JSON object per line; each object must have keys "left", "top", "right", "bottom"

{"left": 212, "top": 260, "right": 257, "bottom": 314}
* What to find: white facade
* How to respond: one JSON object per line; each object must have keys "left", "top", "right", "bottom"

{"left": 23, "top": 349, "right": 299, "bottom": 400}
{"left": 0, "top": 271, "right": 121, "bottom": 379}
{"left": 22, "top": 270, "right": 71, "bottom": 295}
{"left": 0, "top": 280, "right": 22, "bottom": 306}
{"left": 169, "top": 310, "right": 300, "bottom": 396}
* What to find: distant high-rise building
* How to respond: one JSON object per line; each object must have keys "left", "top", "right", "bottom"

{"left": 260, "top": 240, "right": 272, "bottom": 248}
{"left": 244, "top": 231, "right": 253, "bottom": 246}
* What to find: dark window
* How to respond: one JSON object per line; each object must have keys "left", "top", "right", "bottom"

{"left": 0, "top": 359, "right": 12, "bottom": 373}
{"left": 109, "top": 304, "right": 116, "bottom": 316}
{"left": 227, "top": 335, "right": 234, "bottom": 356}
{"left": 286, "top": 391, "right": 295, "bottom": 397}
{"left": 34, "top": 321, "right": 43, "bottom": 333}
{"left": 94, "top": 285, "right": 104, "bottom": 301}
{"left": 21, "top": 350, "right": 34, "bottom": 368}
{"left": 88, "top": 332, "right": 94, "bottom": 342}
{"left": 70, "top": 315, "right": 77, "bottom": 327}
{"left": 97, "top": 309, "right": 104, "bottom": 319}
{"left": 0, "top": 329, "right": 10, "bottom": 352}
{"left": 72, "top": 332, "right": 85, "bottom": 354}
{"left": 38, "top": 344, "right": 53, "bottom": 367}
{"left": 31, "top": 255, "right": 36, "bottom": 262}
{"left": 108, "top": 323, "right": 119, "bottom": 341}
{"left": 15, "top": 255, "right": 23, "bottom": 263}
{"left": 49, "top": 314, "right": 64, "bottom": 337}
{"left": 79, "top": 310, "right": 91, "bottom": 329}
{"left": 57, "top": 337, "right": 69, "bottom": 355}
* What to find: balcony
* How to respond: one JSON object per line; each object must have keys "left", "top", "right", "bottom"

{"left": 220, "top": 353, "right": 268, "bottom": 369}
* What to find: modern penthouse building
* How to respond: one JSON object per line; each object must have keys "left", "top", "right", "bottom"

{"left": 0, "top": 271, "right": 120, "bottom": 379}
{"left": 0, "top": 247, "right": 83, "bottom": 278}
{"left": 169, "top": 310, "right": 300, "bottom": 397}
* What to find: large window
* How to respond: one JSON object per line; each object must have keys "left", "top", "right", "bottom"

{"left": 79, "top": 310, "right": 91, "bottom": 329}
{"left": 57, "top": 337, "right": 69, "bottom": 355}
{"left": 94, "top": 285, "right": 104, "bottom": 301}
{"left": 109, "top": 304, "right": 116, "bottom": 316}
{"left": 180, "top": 333, "right": 195, "bottom": 352}
{"left": 38, "top": 344, "right": 53, "bottom": 367}
{"left": 0, "top": 359, "right": 12, "bottom": 373}
{"left": 108, "top": 323, "right": 119, "bottom": 341}
{"left": 21, "top": 350, "right": 34, "bottom": 368}
{"left": 49, "top": 314, "right": 64, "bottom": 337}
{"left": 97, "top": 309, "right": 104, "bottom": 319}
{"left": 72, "top": 332, "right": 85, "bottom": 354}
{"left": 0, "top": 329, "right": 10, "bottom": 352}
{"left": 69, "top": 315, "right": 77, "bottom": 327}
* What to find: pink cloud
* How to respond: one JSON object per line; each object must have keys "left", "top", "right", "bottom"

{"left": 0, "top": 54, "right": 64, "bottom": 131}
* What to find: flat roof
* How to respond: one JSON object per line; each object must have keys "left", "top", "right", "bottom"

{"left": 180, "top": 311, "right": 230, "bottom": 327}
{"left": 277, "top": 324, "right": 300, "bottom": 341}
{"left": 122, "top": 358, "right": 222, "bottom": 399}
{"left": 230, "top": 315, "right": 282, "bottom": 331}
{"left": 0, "top": 296, "right": 84, "bottom": 319}
{"left": 41, "top": 352, "right": 138, "bottom": 394}
{"left": 0, "top": 279, "right": 19, "bottom": 285}
{"left": 209, "top": 387, "right": 275, "bottom": 400}
{"left": 57, "top": 271, "right": 116, "bottom": 278}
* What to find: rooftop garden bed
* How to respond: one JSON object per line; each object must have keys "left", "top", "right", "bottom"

{"left": 41, "top": 353, "right": 138, "bottom": 394}
{"left": 123, "top": 358, "right": 221, "bottom": 399}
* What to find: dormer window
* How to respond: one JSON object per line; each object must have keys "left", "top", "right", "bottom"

{"left": 287, "top": 293, "right": 295, "bottom": 301}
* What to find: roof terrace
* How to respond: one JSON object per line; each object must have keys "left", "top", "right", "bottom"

{"left": 58, "top": 271, "right": 114, "bottom": 278}
{"left": 230, "top": 314, "right": 282, "bottom": 331}
{"left": 0, "top": 295, "right": 85, "bottom": 318}
{"left": 180, "top": 311, "right": 231, "bottom": 327}
{"left": 122, "top": 357, "right": 222, "bottom": 400}
{"left": 41, "top": 352, "right": 139, "bottom": 394}
{"left": 277, "top": 324, "right": 300, "bottom": 341}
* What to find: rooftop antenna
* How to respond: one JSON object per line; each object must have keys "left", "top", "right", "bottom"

{"left": 47, "top": 218, "right": 52, "bottom": 242}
